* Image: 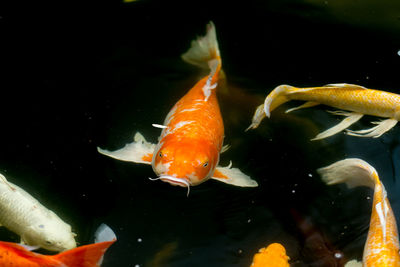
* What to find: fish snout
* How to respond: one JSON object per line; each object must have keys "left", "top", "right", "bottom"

{"left": 159, "top": 175, "right": 191, "bottom": 188}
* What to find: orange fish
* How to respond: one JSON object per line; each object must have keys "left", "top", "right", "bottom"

{"left": 318, "top": 158, "right": 400, "bottom": 267}
{"left": 248, "top": 83, "right": 400, "bottom": 140}
{"left": 250, "top": 243, "right": 290, "bottom": 267}
{"left": 0, "top": 223, "right": 116, "bottom": 267}
{"left": 98, "top": 22, "right": 257, "bottom": 195}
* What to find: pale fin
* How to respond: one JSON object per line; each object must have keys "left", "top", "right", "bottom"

{"left": 95, "top": 224, "right": 116, "bottom": 243}
{"left": 317, "top": 158, "right": 377, "bottom": 189}
{"left": 97, "top": 132, "right": 155, "bottom": 165}
{"left": 181, "top": 21, "right": 221, "bottom": 70}
{"left": 344, "top": 259, "right": 363, "bottom": 267}
{"left": 346, "top": 118, "right": 397, "bottom": 138}
{"left": 0, "top": 173, "right": 16, "bottom": 191}
{"left": 212, "top": 165, "right": 258, "bottom": 187}
{"left": 221, "top": 144, "right": 230, "bottom": 153}
{"left": 311, "top": 112, "right": 363, "bottom": 140}
{"left": 324, "top": 83, "right": 367, "bottom": 89}
{"left": 285, "top": 101, "right": 319, "bottom": 113}
{"left": 246, "top": 104, "right": 266, "bottom": 131}
{"left": 264, "top": 85, "right": 297, "bottom": 118}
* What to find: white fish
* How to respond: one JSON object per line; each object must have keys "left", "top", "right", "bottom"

{"left": 0, "top": 172, "right": 76, "bottom": 251}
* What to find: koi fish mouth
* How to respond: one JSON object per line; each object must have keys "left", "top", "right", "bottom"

{"left": 149, "top": 175, "right": 191, "bottom": 196}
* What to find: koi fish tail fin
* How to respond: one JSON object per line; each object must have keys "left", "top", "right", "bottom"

{"left": 181, "top": 21, "right": 222, "bottom": 83}
{"left": 317, "top": 158, "right": 378, "bottom": 189}
{"left": 264, "top": 85, "right": 298, "bottom": 117}
{"left": 52, "top": 224, "right": 116, "bottom": 267}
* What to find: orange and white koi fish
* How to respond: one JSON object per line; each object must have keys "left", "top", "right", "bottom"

{"left": 248, "top": 83, "right": 400, "bottom": 140}
{"left": 318, "top": 158, "right": 400, "bottom": 267}
{"left": 0, "top": 223, "right": 116, "bottom": 267}
{"left": 250, "top": 243, "right": 290, "bottom": 267}
{"left": 98, "top": 22, "right": 257, "bottom": 194}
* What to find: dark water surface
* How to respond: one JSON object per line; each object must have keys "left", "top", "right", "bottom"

{"left": 2, "top": 0, "right": 400, "bottom": 266}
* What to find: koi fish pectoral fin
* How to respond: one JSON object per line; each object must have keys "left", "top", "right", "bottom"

{"left": 311, "top": 112, "right": 363, "bottom": 141}
{"left": 212, "top": 165, "right": 258, "bottom": 187}
{"left": 97, "top": 132, "right": 155, "bottom": 164}
{"left": 285, "top": 101, "right": 319, "bottom": 113}
{"left": 346, "top": 118, "right": 398, "bottom": 138}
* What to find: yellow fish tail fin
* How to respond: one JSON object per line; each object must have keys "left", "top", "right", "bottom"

{"left": 181, "top": 21, "right": 221, "bottom": 72}
{"left": 317, "top": 158, "right": 378, "bottom": 189}
{"left": 264, "top": 85, "right": 297, "bottom": 117}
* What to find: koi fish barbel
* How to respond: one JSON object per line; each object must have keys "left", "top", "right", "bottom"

{"left": 97, "top": 22, "right": 257, "bottom": 195}
{"left": 248, "top": 83, "right": 400, "bottom": 140}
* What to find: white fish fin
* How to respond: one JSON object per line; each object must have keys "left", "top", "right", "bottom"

{"left": 181, "top": 21, "right": 220, "bottom": 70}
{"left": 346, "top": 118, "right": 397, "bottom": 138}
{"left": 285, "top": 101, "right": 319, "bottom": 113}
{"left": 246, "top": 104, "right": 266, "bottom": 131}
{"left": 317, "top": 158, "right": 377, "bottom": 189}
{"left": 221, "top": 144, "right": 230, "bottom": 153}
{"left": 95, "top": 224, "right": 117, "bottom": 243}
{"left": 97, "top": 132, "right": 155, "bottom": 164}
{"left": 212, "top": 164, "right": 258, "bottom": 187}
{"left": 152, "top": 124, "right": 168, "bottom": 129}
{"left": 311, "top": 112, "right": 363, "bottom": 140}
{"left": 344, "top": 259, "right": 363, "bottom": 267}
{"left": 0, "top": 173, "right": 16, "bottom": 191}
{"left": 323, "top": 83, "right": 367, "bottom": 89}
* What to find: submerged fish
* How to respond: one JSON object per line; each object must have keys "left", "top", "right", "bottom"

{"left": 0, "top": 173, "right": 76, "bottom": 251}
{"left": 318, "top": 158, "right": 400, "bottom": 267}
{"left": 250, "top": 243, "right": 290, "bottom": 267}
{"left": 248, "top": 83, "right": 400, "bottom": 140}
{"left": 0, "top": 223, "right": 116, "bottom": 267}
{"left": 98, "top": 22, "right": 257, "bottom": 195}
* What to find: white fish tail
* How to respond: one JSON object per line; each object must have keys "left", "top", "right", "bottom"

{"left": 181, "top": 21, "right": 221, "bottom": 71}
{"left": 94, "top": 224, "right": 116, "bottom": 243}
{"left": 317, "top": 158, "right": 378, "bottom": 189}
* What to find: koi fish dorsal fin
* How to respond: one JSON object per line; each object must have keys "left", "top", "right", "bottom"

{"left": 323, "top": 83, "right": 367, "bottom": 89}
{"left": 97, "top": 132, "right": 155, "bottom": 165}
{"left": 317, "top": 158, "right": 377, "bottom": 189}
{"left": 51, "top": 224, "right": 116, "bottom": 267}
{"left": 181, "top": 21, "right": 221, "bottom": 70}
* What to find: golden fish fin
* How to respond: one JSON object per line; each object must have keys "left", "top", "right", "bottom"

{"left": 181, "top": 21, "right": 221, "bottom": 70}
{"left": 317, "top": 158, "right": 377, "bottom": 189}
{"left": 97, "top": 132, "right": 155, "bottom": 165}
{"left": 246, "top": 104, "right": 266, "bottom": 131}
{"left": 346, "top": 118, "right": 397, "bottom": 138}
{"left": 323, "top": 83, "right": 367, "bottom": 89}
{"left": 212, "top": 164, "right": 258, "bottom": 187}
{"left": 285, "top": 101, "right": 319, "bottom": 113}
{"left": 344, "top": 259, "right": 363, "bottom": 267}
{"left": 311, "top": 112, "right": 363, "bottom": 140}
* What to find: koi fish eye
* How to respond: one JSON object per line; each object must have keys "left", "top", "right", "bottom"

{"left": 203, "top": 161, "right": 209, "bottom": 168}
{"left": 45, "top": 240, "right": 53, "bottom": 245}
{"left": 159, "top": 151, "right": 163, "bottom": 158}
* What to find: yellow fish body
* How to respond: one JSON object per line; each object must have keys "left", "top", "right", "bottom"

{"left": 318, "top": 159, "right": 400, "bottom": 267}
{"left": 248, "top": 83, "right": 400, "bottom": 140}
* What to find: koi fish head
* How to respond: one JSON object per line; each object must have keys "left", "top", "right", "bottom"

{"left": 23, "top": 210, "right": 77, "bottom": 251}
{"left": 151, "top": 140, "right": 218, "bottom": 189}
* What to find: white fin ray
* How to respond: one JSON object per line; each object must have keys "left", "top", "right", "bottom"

{"left": 152, "top": 124, "right": 168, "bottom": 129}
{"left": 221, "top": 144, "right": 230, "bottom": 153}
{"left": 97, "top": 132, "right": 155, "bottom": 164}
{"left": 311, "top": 112, "right": 363, "bottom": 140}
{"left": 323, "top": 83, "right": 367, "bottom": 89}
{"left": 346, "top": 118, "right": 397, "bottom": 138}
{"left": 94, "top": 224, "right": 116, "bottom": 243}
{"left": 212, "top": 165, "right": 258, "bottom": 187}
{"left": 285, "top": 101, "right": 319, "bottom": 113}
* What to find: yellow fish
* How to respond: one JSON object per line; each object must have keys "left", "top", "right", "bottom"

{"left": 318, "top": 158, "right": 400, "bottom": 267}
{"left": 250, "top": 243, "right": 290, "bottom": 267}
{"left": 248, "top": 83, "right": 400, "bottom": 140}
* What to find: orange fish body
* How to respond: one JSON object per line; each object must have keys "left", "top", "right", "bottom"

{"left": 249, "top": 83, "right": 400, "bottom": 139}
{"left": 98, "top": 22, "right": 257, "bottom": 192}
{"left": 318, "top": 158, "right": 400, "bottom": 267}
{"left": 250, "top": 243, "right": 290, "bottom": 267}
{"left": 0, "top": 239, "right": 115, "bottom": 267}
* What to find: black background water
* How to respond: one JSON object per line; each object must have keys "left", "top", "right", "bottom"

{"left": 2, "top": 0, "right": 400, "bottom": 266}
